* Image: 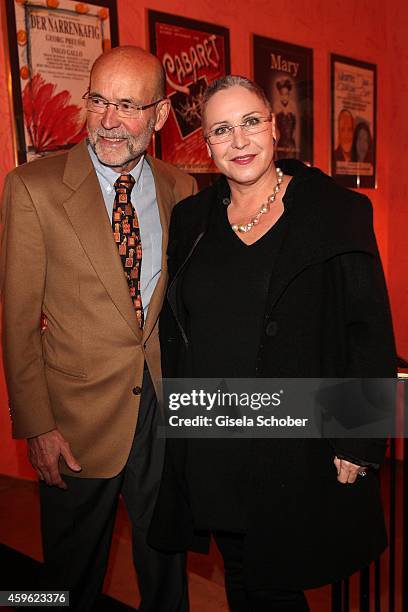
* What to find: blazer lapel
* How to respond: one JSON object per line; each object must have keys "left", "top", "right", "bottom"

{"left": 62, "top": 141, "right": 141, "bottom": 339}
{"left": 265, "top": 186, "right": 376, "bottom": 313}
{"left": 142, "top": 156, "right": 175, "bottom": 343}
{"left": 264, "top": 207, "right": 318, "bottom": 311}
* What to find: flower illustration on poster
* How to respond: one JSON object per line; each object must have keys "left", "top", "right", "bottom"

{"left": 22, "top": 74, "right": 87, "bottom": 152}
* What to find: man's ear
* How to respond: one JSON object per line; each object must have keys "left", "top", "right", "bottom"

{"left": 154, "top": 99, "right": 171, "bottom": 131}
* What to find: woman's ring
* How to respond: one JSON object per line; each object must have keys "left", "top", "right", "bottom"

{"left": 358, "top": 470, "right": 367, "bottom": 477}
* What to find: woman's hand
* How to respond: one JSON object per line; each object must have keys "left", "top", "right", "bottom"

{"left": 334, "top": 456, "right": 367, "bottom": 484}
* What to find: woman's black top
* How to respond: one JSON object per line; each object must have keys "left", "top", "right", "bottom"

{"left": 181, "top": 196, "right": 288, "bottom": 532}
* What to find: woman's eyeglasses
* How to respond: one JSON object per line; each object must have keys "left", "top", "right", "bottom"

{"left": 205, "top": 115, "right": 272, "bottom": 144}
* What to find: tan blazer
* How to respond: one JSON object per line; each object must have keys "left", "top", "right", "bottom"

{"left": 0, "top": 140, "right": 197, "bottom": 478}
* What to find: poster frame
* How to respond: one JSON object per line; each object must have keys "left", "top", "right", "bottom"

{"left": 252, "top": 34, "right": 313, "bottom": 165}
{"left": 4, "top": 0, "right": 119, "bottom": 165}
{"left": 330, "top": 53, "right": 377, "bottom": 189}
{"left": 148, "top": 9, "right": 230, "bottom": 183}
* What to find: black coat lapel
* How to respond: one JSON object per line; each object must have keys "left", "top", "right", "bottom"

{"left": 264, "top": 162, "right": 379, "bottom": 311}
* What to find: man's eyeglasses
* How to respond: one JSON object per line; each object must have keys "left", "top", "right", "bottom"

{"left": 205, "top": 115, "right": 272, "bottom": 144}
{"left": 82, "top": 92, "right": 165, "bottom": 118}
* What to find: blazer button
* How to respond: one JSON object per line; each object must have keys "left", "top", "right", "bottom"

{"left": 132, "top": 386, "right": 142, "bottom": 395}
{"left": 265, "top": 321, "right": 278, "bottom": 337}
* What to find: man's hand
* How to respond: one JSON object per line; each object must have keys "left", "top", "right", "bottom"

{"left": 28, "top": 429, "right": 82, "bottom": 489}
{"left": 334, "top": 456, "right": 366, "bottom": 484}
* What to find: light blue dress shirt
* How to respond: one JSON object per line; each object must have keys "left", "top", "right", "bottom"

{"left": 88, "top": 144, "right": 162, "bottom": 319}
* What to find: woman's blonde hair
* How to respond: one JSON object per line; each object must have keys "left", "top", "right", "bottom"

{"left": 201, "top": 75, "right": 272, "bottom": 120}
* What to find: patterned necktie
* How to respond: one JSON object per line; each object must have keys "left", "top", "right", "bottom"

{"left": 113, "top": 174, "right": 144, "bottom": 328}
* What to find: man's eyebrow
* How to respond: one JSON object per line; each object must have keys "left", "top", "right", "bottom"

{"left": 87, "top": 91, "right": 136, "bottom": 104}
{"left": 88, "top": 90, "right": 107, "bottom": 99}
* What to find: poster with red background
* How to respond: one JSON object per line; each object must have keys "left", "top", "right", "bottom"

{"left": 149, "top": 11, "right": 230, "bottom": 174}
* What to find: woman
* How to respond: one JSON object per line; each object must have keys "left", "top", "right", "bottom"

{"left": 352, "top": 121, "right": 374, "bottom": 163}
{"left": 149, "top": 76, "right": 396, "bottom": 611}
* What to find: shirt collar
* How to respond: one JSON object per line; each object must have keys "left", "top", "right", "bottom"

{"left": 87, "top": 142, "right": 144, "bottom": 192}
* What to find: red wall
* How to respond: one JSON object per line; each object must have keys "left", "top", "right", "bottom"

{"left": 0, "top": 0, "right": 407, "bottom": 478}
{"left": 386, "top": 4, "right": 408, "bottom": 363}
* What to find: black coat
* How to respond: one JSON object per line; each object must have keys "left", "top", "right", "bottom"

{"left": 149, "top": 160, "right": 397, "bottom": 590}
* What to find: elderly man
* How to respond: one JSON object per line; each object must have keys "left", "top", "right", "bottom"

{"left": 334, "top": 108, "right": 354, "bottom": 162}
{"left": 1, "top": 46, "right": 196, "bottom": 611}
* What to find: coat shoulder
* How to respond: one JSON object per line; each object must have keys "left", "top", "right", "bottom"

{"left": 307, "top": 166, "right": 372, "bottom": 216}
{"left": 7, "top": 149, "right": 69, "bottom": 187}
{"left": 281, "top": 160, "right": 372, "bottom": 215}
{"left": 294, "top": 166, "right": 375, "bottom": 249}
{"left": 276, "top": 160, "right": 377, "bottom": 257}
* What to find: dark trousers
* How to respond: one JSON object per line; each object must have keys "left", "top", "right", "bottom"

{"left": 214, "top": 532, "right": 310, "bottom": 612}
{"left": 39, "top": 370, "right": 188, "bottom": 612}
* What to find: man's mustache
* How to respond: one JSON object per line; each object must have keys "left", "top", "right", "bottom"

{"left": 95, "top": 129, "right": 131, "bottom": 139}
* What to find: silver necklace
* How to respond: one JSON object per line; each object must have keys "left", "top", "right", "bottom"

{"left": 228, "top": 167, "right": 284, "bottom": 233}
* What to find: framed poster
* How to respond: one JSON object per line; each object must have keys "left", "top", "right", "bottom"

{"left": 5, "top": 0, "right": 119, "bottom": 164}
{"left": 331, "top": 54, "right": 376, "bottom": 188}
{"left": 253, "top": 35, "right": 313, "bottom": 165}
{"left": 149, "top": 10, "right": 230, "bottom": 176}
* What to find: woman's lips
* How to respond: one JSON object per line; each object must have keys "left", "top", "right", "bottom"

{"left": 230, "top": 154, "right": 256, "bottom": 165}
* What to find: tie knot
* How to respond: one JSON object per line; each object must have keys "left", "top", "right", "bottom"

{"left": 114, "top": 173, "right": 135, "bottom": 193}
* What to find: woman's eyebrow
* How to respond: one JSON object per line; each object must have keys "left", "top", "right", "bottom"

{"left": 207, "top": 111, "right": 263, "bottom": 130}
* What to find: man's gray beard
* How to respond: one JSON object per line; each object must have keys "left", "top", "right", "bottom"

{"left": 87, "top": 120, "right": 155, "bottom": 168}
